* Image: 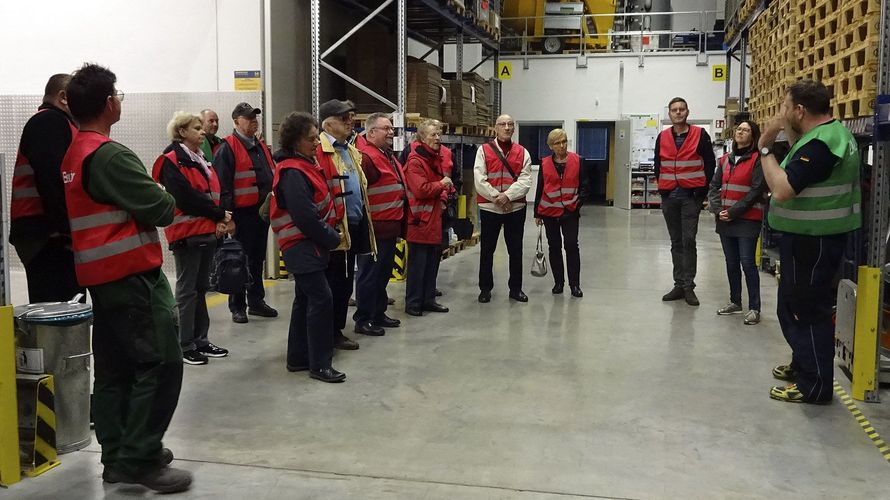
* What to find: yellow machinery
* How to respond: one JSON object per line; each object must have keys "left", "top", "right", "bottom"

{"left": 503, "top": 0, "right": 616, "bottom": 53}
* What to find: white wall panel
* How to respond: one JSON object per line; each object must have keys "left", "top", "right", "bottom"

{"left": 0, "top": 0, "right": 261, "bottom": 94}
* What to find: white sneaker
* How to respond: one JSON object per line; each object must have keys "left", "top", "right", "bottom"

{"left": 717, "top": 302, "right": 743, "bottom": 315}
{"left": 744, "top": 310, "right": 761, "bottom": 325}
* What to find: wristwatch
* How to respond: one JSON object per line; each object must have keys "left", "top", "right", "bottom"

{"left": 760, "top": 146, "right": 773, "bottom": 156}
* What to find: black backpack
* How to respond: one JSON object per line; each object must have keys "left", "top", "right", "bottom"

{"left": 210, "top": 237, "right": 250, "bottom": 294}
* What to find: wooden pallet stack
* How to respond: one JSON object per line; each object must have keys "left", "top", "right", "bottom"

{"left": 441, "top": 79, "right": 477, "bottom": 126}
{"left": 405, "top": 57, "right": 444, "bottom": 121}
{"left": 748, "top": 0, "right": 880, "bottom": 123}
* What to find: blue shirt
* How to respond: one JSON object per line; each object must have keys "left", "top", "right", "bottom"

{"left": 325, "top": 132, "right": 364, "bottom": 223}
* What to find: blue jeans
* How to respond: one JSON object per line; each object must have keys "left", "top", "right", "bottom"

{"left": 719, "top": 235, "right": 760, "bottom": 311}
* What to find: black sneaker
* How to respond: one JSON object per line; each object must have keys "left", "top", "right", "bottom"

{"left": 662, "top": 286, "right": 685, "bottom": 301}
{"left": 182, "top": 350, "right": 208, "bottom": 365}
{"left": 197, "top": 343, "right": 229, "bottom": 358}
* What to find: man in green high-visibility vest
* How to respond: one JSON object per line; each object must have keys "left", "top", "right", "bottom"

{"left": 759, "top": 79, "right": 861, "bottom": 404}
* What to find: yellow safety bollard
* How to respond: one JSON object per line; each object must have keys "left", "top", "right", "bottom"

{"left": 852, "top": 265, "right": 881, "bottom": 401}
{"left": 0, "top": 304, "right": 21, "bottom": 486}
{"left": 390, "top": 240, "right": 407, "bottom": 282}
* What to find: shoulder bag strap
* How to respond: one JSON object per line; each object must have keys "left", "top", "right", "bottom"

{"left": 491, "top": 142, "right": 519, "bottom": 182}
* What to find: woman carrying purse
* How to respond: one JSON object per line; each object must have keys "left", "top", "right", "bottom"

{"left": 534, "top": 128, "right": 584, "bottom": 298}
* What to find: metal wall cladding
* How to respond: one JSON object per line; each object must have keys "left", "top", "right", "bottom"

{"left": 0, "top": 91, "right": 262, "bottom": 274}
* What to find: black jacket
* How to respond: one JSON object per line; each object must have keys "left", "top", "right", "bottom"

{"left": 9, "top": 104, "right": 76, "bottom": 258}
{"left": 272, "top": 149, "right": 341, "bottom": 275}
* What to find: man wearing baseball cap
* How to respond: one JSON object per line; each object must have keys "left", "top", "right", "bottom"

{"left": 212, "top": 102, "right": 278, "bottom": 324}
{"left": 316, "top": 99, "right": 377, "bottom": 350}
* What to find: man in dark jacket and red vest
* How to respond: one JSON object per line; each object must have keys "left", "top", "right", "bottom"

{"left": 654, "top": 97, "right": 716, "bottom": 306}
{"left": 62, "top": 63, "right": 191, "bottom": 493}
{"left": 9, "top": 73, "right": 83, "bottom": 303}
{"left": 354, "top": 112, "right": 407, "bottom": 334}
{"left": 213, "top": 102, "right": 278, "bottom": 323}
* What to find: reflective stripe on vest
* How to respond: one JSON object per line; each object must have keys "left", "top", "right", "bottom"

{"left": 657, "top": 125, "right": 707, "bottom": 191}
{"left": 225, "top": 135, "right": 273, "bottom": 208}
{"left": 61, "top": 131, "right": 163, "bottom": 286}
{"left": 768, "top": 121, "right": 862, "bottom": 235}
{"left": 537, "top": 153, "right": 580, "bottom": 217}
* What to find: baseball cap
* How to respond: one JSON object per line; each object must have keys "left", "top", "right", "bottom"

{"left": 232, "top": 102, "right": 261, "bottom": 119}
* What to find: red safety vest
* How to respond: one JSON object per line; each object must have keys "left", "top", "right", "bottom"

{"left": 315, "top": 144, "right": 347, "bottom": 223}
{"left": 61, "top": 132, "right": 163, "bottom": 286}
{"left": 223, "top": 134, "right": 274, "bottom": 208}
{"left": 270, "top": 157, "right": 337, "bottom": 252}
{"left": 537, "top": 153, "right": 581, "bottom": 218}
{"left": 719, "top": 152, "right": 764, "bottom": 221}
{"left": 151, "top": 149, "right": 221, "bottom": 243}
{"left": 358, "top": 142, "right": 406, "bottom": 222}
{"left": 478, "top": 142, "right": 526, "bottom": 204}
{"left": 11, "top": 109, "right": 78, "bottom": 221}
{"left": 657, "top": 125, "right": 706, "bottom": 190}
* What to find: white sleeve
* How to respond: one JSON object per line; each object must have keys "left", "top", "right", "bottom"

{"left": 473, "top": 146, "right": 499, "bottom": 201}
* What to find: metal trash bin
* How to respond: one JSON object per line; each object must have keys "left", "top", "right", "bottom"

{"left": 14, "top": 296, "right": 93, "bottom": 454}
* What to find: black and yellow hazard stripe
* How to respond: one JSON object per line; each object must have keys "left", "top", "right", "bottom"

{"left": 279, "top": 251, "right": 288, "bottom": 278}
{"left": 23, "top": 376, "right": 59, "bottom": 477}
{"left": 834, "top": 380, "right": 890, "bottom": 464}
{"left": 390, "top": 240, "right": 407, "bottom": 282}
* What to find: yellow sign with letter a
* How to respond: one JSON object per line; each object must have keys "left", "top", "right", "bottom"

{"left": 498, "top": 62, "right": 512, "bottom": 80}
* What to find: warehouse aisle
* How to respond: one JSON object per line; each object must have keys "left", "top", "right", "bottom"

{"left": 12, "top": 206, "right": 890, "bottom": 499}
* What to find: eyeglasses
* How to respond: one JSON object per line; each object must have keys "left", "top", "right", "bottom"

{"left": 551, "top": 139, "right": 567, "bottom": 145}
{"left": 371, "top": 126, "right": 394, "bottom": 132}
{"left": 496, "top": 122, "right": 515, "bottom": 127}
{"left": 112, "top": 91, "right": 125, "bottom": 102}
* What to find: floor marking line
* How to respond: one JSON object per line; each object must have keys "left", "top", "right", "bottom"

{"left": 834, "top": 380, "right": 890, "bottom": 465}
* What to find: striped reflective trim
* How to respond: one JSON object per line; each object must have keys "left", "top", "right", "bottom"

{"left": 723, "top": 183, "right": 751, "bottom": 193}
{"left": 560, "top": 188, "right": 578, "bottom": 195}
{"left": 564, "top": 196, "right": 578, "bottom": 205}
{"left": 674, "top": 171, "right": 706, "bottom": 180}
{"left": 14, "top": 164, "right": 34, "bottom": 176}
{"left": 410, "top": 204, "right": 433, "bottom": 213}
{"left": 11, "top": 187, "right": 39, "bottom": 199}
{"left": 278, "top": 226, "right": 302, "bottom": 238}
{"left": 370, "top": 200, "right": 404, "bottom": 212}
{"left": 487, "top": 171, "right": 513, "bottom": 179}
{"left": 545, "top": 190, "right": 561, "bottom": 198}
{"left": 234, "top": 170, "right": 255, "bottom": 179}
{"left": 74, "top": 231, "right": 159, "bottom": 263}
{"left": 172, "top": 214, "right": 204, "bottom": 225}
{"left": 538, "top": 200, "right": 563, "bottom": 208}
{"left": 770, "top": 203, "right": 861, "bottom": 221}
{"left": 722, "top": 200, "right": 765, "bottom": 210}
{"left": 327, "top": 179, "right": 340, "bottom": 188}
{"left": 271, "top": 215, "right": 291, "bottom": 227}
{"left": 210, "top": 192, "right": 221, "bottom": 201}
{"left": 367, "top": 184, "right": 404, "bottom": 196}
{"left": 797, "top": 184, "right": 854, "bottom": 198}
{"left": 662, "top": 160, "right": 704, "bottom": 167}
{"left": 235, "top": 186, "right": 259, "bottom": 196}
{"left": 70, "top": 210, "right": 130, "bottom": 231}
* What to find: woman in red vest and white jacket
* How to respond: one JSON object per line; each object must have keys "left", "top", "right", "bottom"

{"left": 534, "top": 128, "right": 584, "bottom": 298}
{"left": 706, "top": 120, "right": 766, "bottom": 325}
{"left": 153, "top": 112, "right": 234, "bottom": 365}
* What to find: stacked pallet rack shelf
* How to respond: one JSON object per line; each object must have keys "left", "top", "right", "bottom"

{"left": 726, "top": 0, "right": 890, "bottom": 401}
{"left": 311, "top": 0, "right": 502, "bottom": 258}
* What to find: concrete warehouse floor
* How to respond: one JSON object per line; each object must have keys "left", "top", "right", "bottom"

{"left": 8, "top": 206, "right": 890, "bottom": 500}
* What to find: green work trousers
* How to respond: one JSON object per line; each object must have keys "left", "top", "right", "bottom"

{"left": 89, "top": 269, "right": 183, "bottom": 476}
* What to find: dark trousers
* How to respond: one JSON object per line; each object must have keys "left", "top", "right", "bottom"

{"left": 719, "top": 235, "right": 761, "bottom": 311}
{"left": 24, "top": 238, "right": 83, "bottom": 303}
{"left": 325, "top": 249, "right": 355, "bottom": 334}
{"left": 777, "top": 232, "right": 846, "bottom": 402}
{"left": 90, "top": 270, "right": 183, "bottom": 476}
{"left": 478, "top": 207, "right": 526, "bottom": 293}
{"left": 354, "top": 237, "right": 397, "bottom": 324}
{"left": 542, "top": 213, "right": 581, "bottom": 287}
{"left": 406, "top": 241, "right": 442, "bottom": 310}
{"left": 172, "top": 240, "right": 216, "bottom": 351}
{"left": 661, "top": 196, "right": 701, "bottom": 289}
{"left": 229, "top": 207, "right": 269, "bottom": 313}
{"left": 287, "top": 271, "right": 334, "bottom": 370}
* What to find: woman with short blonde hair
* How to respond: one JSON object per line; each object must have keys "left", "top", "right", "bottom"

{"left": 153, "top": 111, "right": 234, "bottom": 365}
{"left": 533, "top": 128, "right": 584, "bottom": 297}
